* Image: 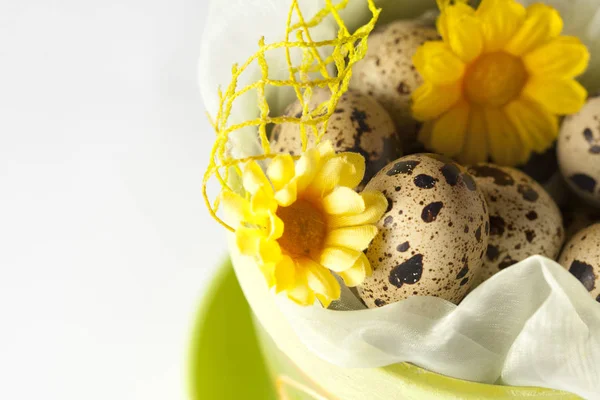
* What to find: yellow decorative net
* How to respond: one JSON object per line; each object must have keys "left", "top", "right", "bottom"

{"left": 202, "top": 0, "right": 380, "bottom": 232}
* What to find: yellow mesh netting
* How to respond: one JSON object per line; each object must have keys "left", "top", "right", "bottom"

{"left": 202, "top": 0, "right": 380, "bottom": 232}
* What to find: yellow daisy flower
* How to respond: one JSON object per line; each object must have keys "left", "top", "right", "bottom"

{"left": 221, "top": 142, "right": 388, "bottom": 307}
{"left": 412, "top": 0, "right": 590, "bottom": 166}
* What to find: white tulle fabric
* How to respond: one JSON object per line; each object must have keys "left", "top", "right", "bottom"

{"left": 199, "top": 1, "right": 600, "bottom": 398}
{"left": 277, "top": 256, "right": 600, "bottom": 399}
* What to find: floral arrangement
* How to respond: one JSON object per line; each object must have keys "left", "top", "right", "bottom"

{"left": 414, "top": 0, "right": 589, "bottom": 165}
{"left": 221, "top": 142, "right": 386, "bottom": 306}
{"left": 200, "top": 0, "right": 600, "bottom": 396}
{"left": 205, "top": 0, "right": 595, "bottom": 307}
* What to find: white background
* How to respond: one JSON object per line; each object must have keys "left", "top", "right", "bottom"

{"left": 0, "top": 0, "right": 225, "bottom": 399}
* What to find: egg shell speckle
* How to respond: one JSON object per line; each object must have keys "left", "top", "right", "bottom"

{"left": 349, "top": 20, "right": 439, "bottom": 150}
{"left": 468, "top": 164, "right": 564, "bottom": 282}
{"left": 558, "top": 223, "right": 600, "bottom": 303}
{"left": 270, "top": 88, "right": 401, "bottom": 187}
{"left": 357, "top": 154, "right": 489, "bottom": 307}
{"left": 558, "top": 96, "right": 600, "bottom": 207}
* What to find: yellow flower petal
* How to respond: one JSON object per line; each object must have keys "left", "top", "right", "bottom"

{"left": 267, "top": 211, "right": 284, "bottom": 240}
{"left": 319, "top": 247, "right": 362, "bottom": 273}
{"left": 259, "top": 262, "right": 276, "bottom": 288}
{"left": 316, "top": 140, "right": 335, "bottom": 161}
{"left": 274, "top": 255, "right": 295, "bottom": 293}
{"left": 437, "top": 4, "right": 449, "bottom": 39}
{"left": 412, "top": 81, "right": 462, "bottom": 121}
{"left": 438, "top": 3, "right": 483, "bottom": 62}
{"left": 413, "top": 42, "right": 465, "bottom": 85}
{"left": 274, "top": 182, "right": 297, "bottom": 207}
{"left": 236, "top": 227, "right": 261, "bottom": 256}
{"left": 295, "top": 147, "right": 320, "bottom": 192}
{"left": 303, "top": 258, "right": 341, "bottom": 308}
{"left": 324, "top": 225, "right": 378, "bottom": 251}
{"left": 524, "top": 36, "right": 590, "bottom": 79}
{"left": 437, "top": 2, "right": 473, "bottom": 42}
{"left": 220, "top": 190, "right": 249, "bottom": 229}
{"left": 250, "top": 187, "right": 277, "bottom": 213}
{"left": 476, "top": 0, "right": 526, "bottom": 52}
{"left": 307, "top": 157, "right": 344, "bottom": 197}
{"left": 339, "top": 253, "right": 372, "bottom": 287}
{"left": 484, "top": 108, "right": 529, "bottom": 166}
{"left": 338, "top": 152, "right": 365, "bottom": 189}
{"left": 457, "top": 107, "right": 488, "bottom": 165}
{"left": 504, "top": 97, "right": 558, "bottom": 153}
{"left": 505, "top": 3, "right": 563, "bottom": 56}
{"left": 286, "top": 267, "right": 315, "bottom": 306}
{"left": 327, "top": 191, "right": 388, "bottom": 229}
{"left": 243, "top": 160, "right": 272, "bottom": 196}
{"left": 267, "top": 154, "right": 295, "bottom": 191}
{"left": 258, "top": 238, "right": 282, "bottom": 265}
{"left": 523, "top": 78, "right": 587, "bottom": 115}
{"left": 322, "top": 187, "right": 365, "bottom": 215}
{"left": 430, "top": 100, "right": 470, "bottom": 157}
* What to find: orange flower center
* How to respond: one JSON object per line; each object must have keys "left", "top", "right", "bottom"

{"left": 276, "top": 199, "right": 326, "bottom": 259}
{"left": 464, "top": 52, "right": 528, "bottom": 107}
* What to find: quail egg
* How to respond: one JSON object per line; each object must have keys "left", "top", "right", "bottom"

{"left": 270, "top": 88, "right": 401, "bottom": 187}
{"left": 357, "top": 154, "right": 489, "bottom": 307}
{"left": 468, "top": 164, "right": 564, "bottom": 282}
{"left": 558, "top": 96, "right": 600, "bottom": 207}
{"left": 349, "top": 20, "right": 439, "bottom": 151}
{"left": 558, "top": 223, "right": 600, "bottom": 303}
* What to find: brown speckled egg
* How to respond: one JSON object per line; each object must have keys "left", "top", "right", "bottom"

{"left": 349, "top": 20, "right": 439, "bottom": 151}
{"left": 270, "top": 88, "right": 401, "bottom": 187}
{"left": 467, "top": 164, "right": 564, "bottom": 282}
{"left": 558, "top": 96, "right": 600, "bottom": 207}
{"left": 558, "top": 223, "right": 600, "bottom": 303}
{"left": 357, "top": 154, "right": 489, "bottom": 307}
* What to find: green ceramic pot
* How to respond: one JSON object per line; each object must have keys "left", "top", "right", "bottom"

{"left": 188, "top": 261, "right": 275, "bottom": 400}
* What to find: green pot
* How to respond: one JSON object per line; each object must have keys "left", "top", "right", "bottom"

{"left": 188, "top": 261, "right": 275, "bottom": 400}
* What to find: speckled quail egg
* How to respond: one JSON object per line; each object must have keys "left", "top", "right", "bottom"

{"left": 357, "top": 154, "right": 489, "bottom": 307}
{"left": 467, "top": 164, "right": 564, "bottom": 282}
{"left": 519, "top": 145, "right": 569, "bottom": 207}
{"left": 562, "top": 200, "right": 600, "bottom": 241}
{"left": 349, "top": 20, "right": 439, "bottom": 151}
{"left": 558, "top": 96, "right": 600, "bottom": 207}
{"left": 270, "top": 87, "right": 402, "bottom": 187}
{"left": 558, "top": 223, "right": 600, "bottom": 303}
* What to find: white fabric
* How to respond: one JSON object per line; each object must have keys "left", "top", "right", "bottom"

{"left": 278, "top": 256, "right": 600, "bottom": 399}
{"left": 199, "top": 1, "right": 600, "bottom": 398}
